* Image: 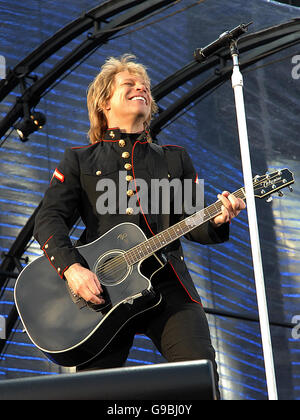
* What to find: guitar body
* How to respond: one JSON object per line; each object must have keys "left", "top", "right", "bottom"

{"left": 14, "top": 223, "right": 163, "bottom": 367}
{"left": 14, "top": 169, "right": 294, "bottom": 367}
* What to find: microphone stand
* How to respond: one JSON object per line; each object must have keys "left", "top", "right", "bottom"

{"left": 195, "top": 24, "right": 278, "bottom": 400}
{"left": 230, "top": 39, "right": 278, "bottom": 401}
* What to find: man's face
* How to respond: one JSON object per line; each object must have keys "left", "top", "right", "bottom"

{"left": 105, "top": 70, "right": 152, "bottom": 128}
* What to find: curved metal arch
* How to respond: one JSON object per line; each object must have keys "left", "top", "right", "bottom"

{"left": 152, "top": 18, "right": 300, "bottom": 102}
{"left": 0, "top": 0, "right": 177, "bottom": 352}
{"left": 2, "top": 19, "right": 300, "bottom": 282}
{"left": 0, "top": 0, "right": 176, "bottom": 139}
{"left": 0, "top": 0, "right": 157, "bottom": 102}
{"left": 1, "top": 18, "right": 300, "bottom": 350}
{"left": 150, "top": 18, "right": 300, "bottom": 136}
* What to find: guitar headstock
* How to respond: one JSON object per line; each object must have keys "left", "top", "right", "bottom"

{"left": 253, "top": 169, "right": 294, "bottom": 200}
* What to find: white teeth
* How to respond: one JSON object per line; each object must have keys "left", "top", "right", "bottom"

{"left": 131, "top": 96, "right": 146, "bottom": 103}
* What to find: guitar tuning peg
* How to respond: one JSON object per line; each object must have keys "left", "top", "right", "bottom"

{"left": 266, "top": 196, "right": 273, "bottom": 203}
{"left": 278, "top": 191, "right": 284, "bottom": 197}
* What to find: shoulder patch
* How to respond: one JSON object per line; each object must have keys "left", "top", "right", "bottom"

{"left": 51, "top": 168, "right": 65, "bottom": 183}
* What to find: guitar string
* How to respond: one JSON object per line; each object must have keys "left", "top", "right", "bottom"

{"left": 95, "top": 175, "right": 286, "bottom": 279}
{"left": 95, "top": 173, "right": 288, "bottom": 279}
{"left": 96, "top": 190, "right": 246, "bottom": 279}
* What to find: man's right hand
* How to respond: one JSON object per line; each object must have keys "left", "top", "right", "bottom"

{"left": 64, "top": 263, "right": 105, "bottom": 305}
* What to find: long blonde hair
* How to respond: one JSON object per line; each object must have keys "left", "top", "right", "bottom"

{"left": 87, "top": 54, "right": 158, "bottom": 144}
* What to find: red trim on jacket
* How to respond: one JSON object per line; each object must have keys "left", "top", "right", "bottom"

{"left": 161, "top": 144, "right": 184, "bottom": 148}
{"left": 131, "top": 141, "right": 200, "bottom": 305}
{"left": 71, "top": 143, "right": 99, "bottom": 149}
{"left": 41, "top": 234, "right": 66, "bottom": 279}
{"left": 169, "top": 262, "right": 202, "bottom": 306}
{"left": 61, "top": 265, "right": 70, "bottom": 277}
{"left": 42, "top": 235, "right": 53, "bottom": 250}
{"left": 131, "top": 139, "right": 156, "bottom": 236}
{"left": 42, "top": 250, "right": 65, "bottom": 279}
{"left": 131, "top": 140, "right": 184, "bottom": 236}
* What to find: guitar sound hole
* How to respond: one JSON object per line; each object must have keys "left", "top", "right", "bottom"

{"left": 94, "top": 251, "right": 130, "bottom": 287}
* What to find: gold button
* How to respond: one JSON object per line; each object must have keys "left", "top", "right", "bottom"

{"left": 96, "top": 170, "right": 102, "bottom": 176}
{"left": 126, "top": 175, "right": 133, "bottom": 182}
{"left": 119, "top": 140, "right": 126, "bottom": 148}
{"left": 126, "top": 208, "right": 134, "bottom": 215}
{"left": 122, "top": 152, "right": 130, "bottom": 159}
{"left": 57, "top": 267, "right": 61, "bottom": 273}
{"left": 127, "top": 190, "right": 134, "bottom": 197}
{"left": 44, "top": 244, "right": 49, "bottom": 249}
{"left": 109, "top": 131, "right": 115, "bottom": 139}
{"left": 124, "top": 163, "right": 132, "bottom": 170}
{"left": 50, "top": 256, "right": 55, "bottom": 261}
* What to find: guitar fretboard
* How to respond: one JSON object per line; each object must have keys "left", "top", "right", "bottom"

{"left": 124, "top": 187, "right": 246, "bottom": 266}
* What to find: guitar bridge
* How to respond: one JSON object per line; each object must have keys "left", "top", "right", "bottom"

{"left": 66, "top": 282, "right": 112, "bottom": 313}
{"left": 66, "top": 283, "right": 87, "bottom": 309}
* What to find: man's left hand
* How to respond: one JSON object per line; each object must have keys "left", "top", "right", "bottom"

{"left": 211, "top": 191, "right": 246, "bottom": 228}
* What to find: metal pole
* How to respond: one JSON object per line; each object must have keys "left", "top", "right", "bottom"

{"left": 230, "top": 40, "right": 278, "bottom": 400}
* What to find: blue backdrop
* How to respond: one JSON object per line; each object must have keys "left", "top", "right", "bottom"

{"left": 0, "top": 0, "right": 299, "bottom": 400}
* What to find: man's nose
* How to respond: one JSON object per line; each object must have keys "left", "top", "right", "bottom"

{"left": 135, "top": 83, "right": 146, "bottom": 93}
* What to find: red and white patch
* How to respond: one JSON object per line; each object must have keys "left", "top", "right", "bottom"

{"left": 195, "top": 173, "right": 199, "bottom": 184}
{"left": 52, "top": 168, "right": 65, "bottom": 183}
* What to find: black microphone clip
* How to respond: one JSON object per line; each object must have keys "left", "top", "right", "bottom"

{"left": 194, "top": 22, "right": 253, "bottom": 63}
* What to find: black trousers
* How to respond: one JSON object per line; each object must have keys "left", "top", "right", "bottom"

{"left": 77, "top": 277, "right": 220, "bottom": 399}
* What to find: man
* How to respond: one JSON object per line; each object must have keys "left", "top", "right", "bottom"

{"left": 34, "top": 54, "right": 245, "bottom": 398}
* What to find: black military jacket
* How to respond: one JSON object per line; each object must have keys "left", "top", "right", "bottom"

{"left": 34, "top": 129, "right": 229, "bottom": 304}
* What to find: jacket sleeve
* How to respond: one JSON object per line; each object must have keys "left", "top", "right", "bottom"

{"left": 33, "top": 148, "right": 87, "bottom": 278}
{"left": 180, "top": 148, "right": 229, "bottom": 245}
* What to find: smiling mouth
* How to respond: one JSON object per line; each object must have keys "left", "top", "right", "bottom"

{"left": 129, "top": 96, "right": 147, "bottom": 104}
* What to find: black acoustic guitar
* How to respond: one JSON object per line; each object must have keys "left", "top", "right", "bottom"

{"left": 14, "top": 169, "right": 294, "bottom": 367}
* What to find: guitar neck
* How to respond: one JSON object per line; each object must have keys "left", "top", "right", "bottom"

{"left": 125, "top": 187, "right": 246, "bottom": 266}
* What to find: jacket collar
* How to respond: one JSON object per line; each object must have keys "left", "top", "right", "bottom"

{"left": 103, "top": 128, "right": 150, "bottom": 143}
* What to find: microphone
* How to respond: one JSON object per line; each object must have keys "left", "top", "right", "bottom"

{"left": 194, "top": 22, "right": 253, "bottom": 63}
